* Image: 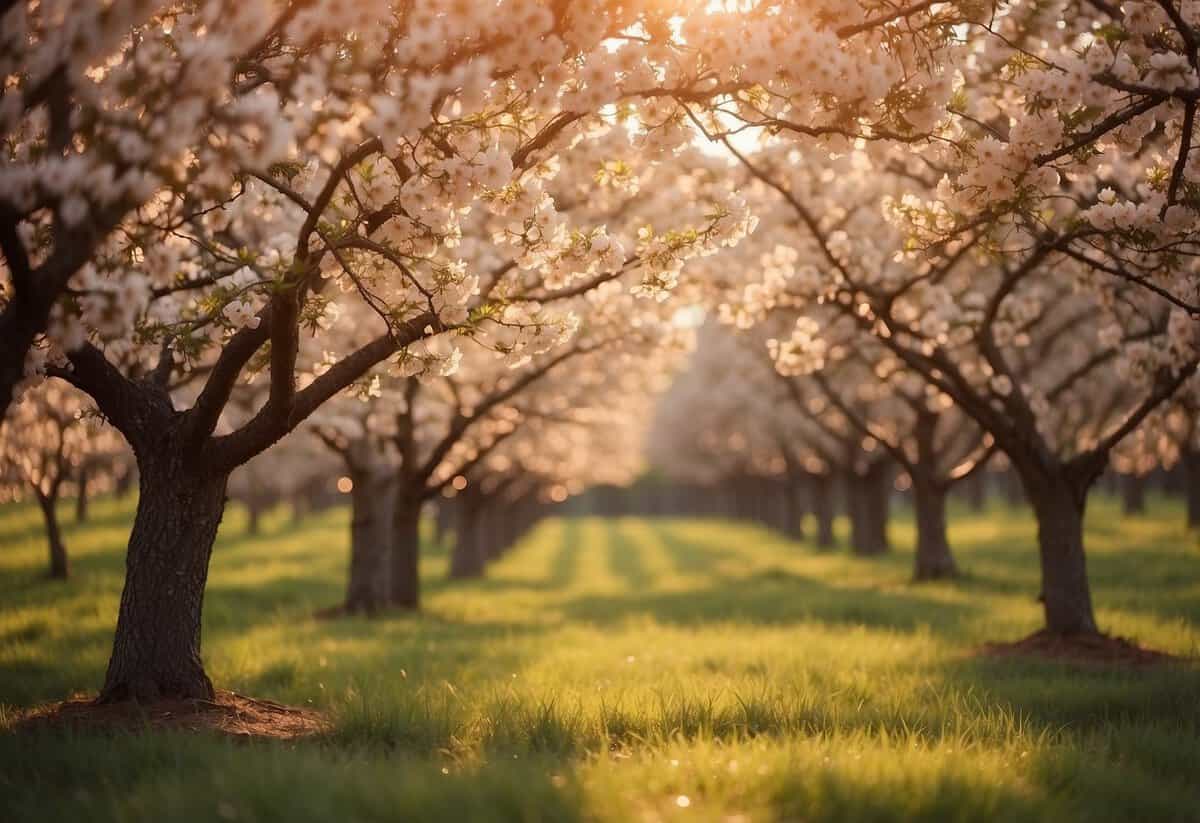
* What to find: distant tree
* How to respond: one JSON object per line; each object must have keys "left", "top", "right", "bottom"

{"left": 0, "top": 383, "right": 122, "bottom": 578}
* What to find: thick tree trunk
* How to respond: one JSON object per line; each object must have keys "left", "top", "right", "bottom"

{"left": 35, "top": 491, "right": 69, "bottom": 580}
{"left": 99, "top": 454, "right": 228, "bottom": 702}
{"left": 849, "top": 461, "right": 890, "bottom": 556}
{"left": 1024, "top": 468, "right": 1098, "bottom": 636}
{"left": 75, "top": 465, "right": 89, "bottom": 524}
{"left": 344, "top": 468, "right": 394, "bottom": 615}
{"left": 811, "top": 473, "right": 835, "bottom": 548}
{"left": 449, "top": 492, "right": 486, "bottom": 579}
{"left": 912, "top": 478, "right": 957, "bottom": 580}
{"left": 389, "top": 491, "right": 422, "bottom": 609}
{"left": 1186, "top": 449, "right": 1200, "bottom": 530}
{"left": 1120, "top": 473, "right": 1146, "bottom": 515}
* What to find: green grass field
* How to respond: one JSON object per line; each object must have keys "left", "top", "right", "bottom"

{"left": 1, "top": 497, "right": 1199, "bottom": 822}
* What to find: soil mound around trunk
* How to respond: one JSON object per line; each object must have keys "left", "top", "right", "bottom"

{"left": 7, "top": 690, "right": 329, "bottom": 740}
{"left": 979, "top": 630, "right": 1183, "bottom": 668}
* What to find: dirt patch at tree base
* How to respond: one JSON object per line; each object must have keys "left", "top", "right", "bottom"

{"left": 8, "top": 690, "right": 330, "bottom": 740}
{"left": 978, "top": 630, "right": 1183, "bottom": 667}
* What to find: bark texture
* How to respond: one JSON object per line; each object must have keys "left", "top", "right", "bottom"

{"left": 1024, "top": 469, "right": 1098, "bottom": 636}
{"left": 344, "top": 467, "right": 394, "bottom": 615}
{"left": 99, "top": 451, "right": 228, "bottom": 702}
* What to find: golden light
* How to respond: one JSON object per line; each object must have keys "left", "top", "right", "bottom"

{"left": 452, "top": 475, "right": 468, "bottom": 491}
{"left": 336, "top": 476, "right": 353, "bottom": 494}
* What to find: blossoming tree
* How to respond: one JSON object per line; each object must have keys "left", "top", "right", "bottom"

{"left": 0, "top": 382, "right": 124, "bottom": 578}
{"left": 718, "top": 128, "right": 1197, "bottom": 637}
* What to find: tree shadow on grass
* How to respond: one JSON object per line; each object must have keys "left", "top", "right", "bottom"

{"left": 561, "top": 566, "right": 980, "bottom": 634}
{"left": 653, "top": 518, "right": 747, "bottom": 576}
{"left": 442, "top": 518, "right": 587, "bottom": 595}
{"left": 901, "top": 651, "right": 1200, "bottom": 812}
{"left": 935, "top": 653, "right": 1200, "bottom": 737}
{"left": 766, "top": 768, "right": 1048, "bottom": 822}
{"left": 0, "top": 732, "right": 588, "bottom": 823}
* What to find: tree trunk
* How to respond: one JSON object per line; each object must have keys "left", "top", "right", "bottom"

{"left": 1186, "top": 449, "right": 1200, "bottom": 530}
{"left": 35, "top": 490, "right": 69, "bottom": 580}
{"left": 910, "top": 410, "right": 956, "bottom": 579}
{"left": 75, "top": 465, "right": 90, "bottom": 524}
{"left": 389, "top": 490, "right": 422, "bottom": 609}
{"left": 1120, "top": 473, "right": 1146, "bottom": 515}
{"left": 811, "top": 473, "right": 835, "bottom": 548}
{"left": 344, "top": 467, "right": 394, "bottom": 615}
{"left": 449, "top": 492, "right": 486, "bottom": 578}
{"left": 99, "top": 453, "right": 228, "bottom": 702}
{"left": 849, "top": 461, "right": 890, "bottom": 556}
{"left": 1024, "top": 468, "right": 1098, "bottom": 636}
{"left": 912, "top": 477, "right": 957, "bottom": 580}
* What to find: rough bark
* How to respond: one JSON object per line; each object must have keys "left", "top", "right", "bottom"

{"left": 1120, "top": 473, "right": 1146, "bottom": 515}
{"left": 911, "top": 477, "right": 957, "bottom": 580}
{"left": 99, "top": 451, "right": 228, "bottom": 702}
{"left": 389, "top": 491, "right": 422, "bottom": 609}
{"left": 1186, "top": 449, "right": 1200, "bottom": 530}
{"left": 35, "top": 490, "right": 69, "bottom": 580}
{"left": 344, "top": 466, "right": 394, "bottom": 615}
{"left": 1023, "top": 468, "right": 1099, "bottom": 636}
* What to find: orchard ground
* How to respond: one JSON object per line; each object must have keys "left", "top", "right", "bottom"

{"left": 1, "top": 497, "right": 1198, "bottom": 822}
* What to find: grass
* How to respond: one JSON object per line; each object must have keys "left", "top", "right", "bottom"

{"left": 1, "top": 495, "right": 1199, "bottom": 822}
